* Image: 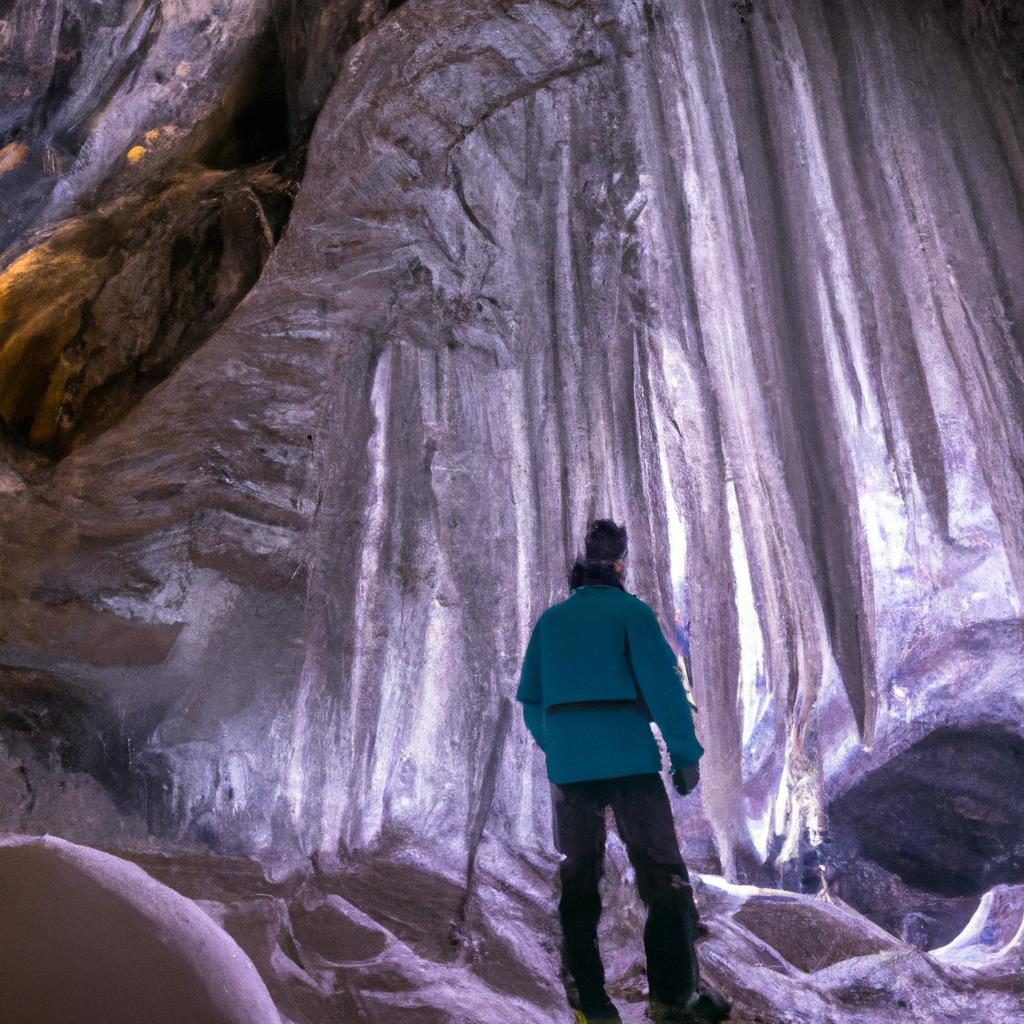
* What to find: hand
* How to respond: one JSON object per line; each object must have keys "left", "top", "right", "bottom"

{"left": 672, "top": 762, "right": 700, "bottom": 796}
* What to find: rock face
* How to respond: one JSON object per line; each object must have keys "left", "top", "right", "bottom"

{"left": 0, "top": 0, "right": 397, "bottom": 454}
{"left": 0, "top": 833, "right": 281, "bottom": 1024}
{"left": 1, "top": 0, "right": 1024, "bottom": 1018}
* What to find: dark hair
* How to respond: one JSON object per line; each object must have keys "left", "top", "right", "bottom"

{"left": 584, "top": 518, "right": 628, "bottom": 562}
{"left": 568, "top": 518, "right": 628, "bottom": 592}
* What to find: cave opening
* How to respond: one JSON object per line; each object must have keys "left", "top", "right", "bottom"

{"left": 827, "top": 725, "right": 1024, "bottom": 948}
{"left": 198, "top": 22, "right": 291, "bottom": 171}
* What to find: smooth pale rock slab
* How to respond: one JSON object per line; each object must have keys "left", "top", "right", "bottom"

{"left": 931, "top": 884, "right": 1024, "bottom": 981}
{"left": 732, "top": 893, "right": 900, "bottom": 973}
{"left": 290, "top": 894, "right": 389, "bottom": 965}
{"left": 0, "top": 833, "right": 281, "bottom": 1024}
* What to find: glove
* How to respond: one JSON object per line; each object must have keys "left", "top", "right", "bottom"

{"left": 672, "top": 762, "right": 700, "bottom": 796}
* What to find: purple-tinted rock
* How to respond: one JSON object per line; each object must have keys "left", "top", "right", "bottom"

{"left": 1, "top": 1, "right": 1023, "bottom": 1021}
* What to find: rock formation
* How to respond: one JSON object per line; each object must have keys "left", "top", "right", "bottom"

{"left": 1, "top": 1, "right": 1023, "bottom": 1020}
{"left": 0, "top": 833, "right": 281, "bottom": 1024}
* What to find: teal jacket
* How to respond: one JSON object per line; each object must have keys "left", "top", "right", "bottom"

{"left": 516, "top": 584, "right": 704, "bottom": 784}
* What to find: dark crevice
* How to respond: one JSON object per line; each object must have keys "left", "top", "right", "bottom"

{"left": 832, "top": 725, "right": 1024, "bottom": 896}
{"left": 197, "top": 20, "right": 291, "bottom": 170}
{"left": 450, "top": 159, "right": 498, "bottom": 246}
{"left": 828, "top": 725, "right": 1024, "bottom": 947}
{"left": 0, "top": 161, "right": 297, "bottom": 457}
{"left": 940, "top": 0, "right": 1024, "bottom": 76}
{"left": 33, "top": 8, "right": 83, "bottom": 134}
{"left": 0, "top": 668, "right": 165, "bottom": 820}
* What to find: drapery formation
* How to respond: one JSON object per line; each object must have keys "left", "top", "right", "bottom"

{"left": 0, "top": 1, "right": 1021, "bottom": 893}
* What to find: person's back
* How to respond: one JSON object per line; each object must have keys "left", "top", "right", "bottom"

{"left": 520, "top": 583, "right": 704, "bottom": 786}
{"left": 516, "top": 518, "right": 730, "bottom": 1024}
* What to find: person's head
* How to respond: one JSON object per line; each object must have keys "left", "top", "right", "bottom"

{"left": 584, "top": 518, "right": 628, "bottom": 575}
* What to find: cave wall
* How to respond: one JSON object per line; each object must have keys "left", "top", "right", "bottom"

{"left": 0, "top": 0, "right": 1022, "bottom": 900}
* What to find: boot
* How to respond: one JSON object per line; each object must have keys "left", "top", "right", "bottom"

{"left": 573, "top": 1008, "right": 622, "bottom": 1024}
{"left": 648, "top": 987, "right": 730, "bottom": 1024}
{"left": 572, "top": 993, "right": 623, "bottom": 1023}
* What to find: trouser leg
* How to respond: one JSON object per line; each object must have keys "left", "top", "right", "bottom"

{"left": 609, "top": 773, "right": 700, "bottom": 1006}
{"left": 550, "top": 780, "right": 609, "bottom": 1010}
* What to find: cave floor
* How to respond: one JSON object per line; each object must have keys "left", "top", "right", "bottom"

{"left": 97, "top": 842, "right": 1022, "bottom": 1024}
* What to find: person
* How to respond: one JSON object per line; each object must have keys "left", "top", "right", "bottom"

{"left": 516, "top": 519, "right": 730, "bottom": 1024}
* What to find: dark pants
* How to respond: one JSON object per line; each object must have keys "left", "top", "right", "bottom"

{"left": 551, "top": 773, "right": 701, "bottom": 1011}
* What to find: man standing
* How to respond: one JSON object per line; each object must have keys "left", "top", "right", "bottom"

{"left": 516, "top": 519, "right": 729, "bottom": 1024}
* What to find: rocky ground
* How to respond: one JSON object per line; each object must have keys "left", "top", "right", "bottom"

{"left": 6, "top": 831, "right": 1017, "bottom": 1024}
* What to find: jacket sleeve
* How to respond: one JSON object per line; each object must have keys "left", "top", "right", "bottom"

{"left": 626, "top": 600, "right": 703, "bottom": 771}
{"left": 515, "top": 616, "right": 546, "bottom": 752}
